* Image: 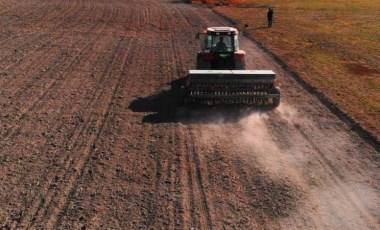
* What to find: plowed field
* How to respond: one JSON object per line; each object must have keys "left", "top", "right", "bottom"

{"left": 0, "top": 0, "right": 378, "bottom": 229}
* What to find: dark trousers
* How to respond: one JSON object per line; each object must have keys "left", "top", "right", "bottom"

{"left": 268, "top": 19, "right": 273, "bottom": 27}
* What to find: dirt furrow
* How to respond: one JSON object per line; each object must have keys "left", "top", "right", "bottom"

{"left": 52, "top": 7, "right": 167, "bottom": 228}
{"left": 0, "top": 0, "right": 77, "bottom": 65}
{"left": 0, "top": 0, "right": 50, "bottom": 25}
{"left": 9, "top": 1, "right": 119, "bottom": 228}
{"left": 28, "top": 22, "right": 131, "bottom": 230}
{"left": 49, "top": 14, "right": 147, "bottom": 230}
{"left": 0, "top": 1, "right": 378, "bottom": 229}
{"left": 188, "top": 126, "right": 213, "bottom": 229}
{"left": 179, "top": 126, "right": 212, "bottom": 229}
{"left": 0, "top": 0, "right": 92, "bottom": 93}
{"left": 0, "top": 6, "right": 110, "bottom": 217}
{"left": 0, "top": 5, "right": 106, "bottom": 149}
{"left": 167, "top": 127, "right": 184, "bottom": 229}
{"left": 0, "top": 3, "right": 94, "bottom": 119}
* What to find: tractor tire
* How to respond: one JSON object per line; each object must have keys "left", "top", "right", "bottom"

{"left": 196, "top": 55, "right": 211, "bottom": 70}
{"left": 179, "top": 86, "right": 188, "bottom": 106}
{"left": 235, "top": 59, "right": 246, "bottom": 70}
{"left": 272, "top": 87, "right": 281, "bottom": 108}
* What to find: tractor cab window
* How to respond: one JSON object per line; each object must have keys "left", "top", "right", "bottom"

{"left": 203, "top": 34, "right": 235, "bottom": 52}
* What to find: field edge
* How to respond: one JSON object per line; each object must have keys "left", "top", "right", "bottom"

{"left": 208, "top": 7, "right": 380, "bottom": 152}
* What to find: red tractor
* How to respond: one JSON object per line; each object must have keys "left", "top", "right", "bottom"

{"left": 182, "top": 27, "right": 280, "bottom": 107}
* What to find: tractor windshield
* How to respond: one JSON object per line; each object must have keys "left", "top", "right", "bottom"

{"left": 203, "top": 34, "right": 235, "bottom": 52}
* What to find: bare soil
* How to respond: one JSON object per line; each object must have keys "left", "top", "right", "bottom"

{"left": 0, "top": 0, "right": 378, "bottom": 229}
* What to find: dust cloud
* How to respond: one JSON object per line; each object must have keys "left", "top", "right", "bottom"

{"left": 197, "top": 104, "right": 305, "bottom": 181}
{"left": 236, "top": 104, "right": 306, "bottom": 182}
{"left": 199, "top": 104, "right": 379, "bottom": 229}
{"left": 309, "top": 182, "right": 380, "bottom": 229}
{"left": 238, "top": 105, "right": 379, "bottom": 229}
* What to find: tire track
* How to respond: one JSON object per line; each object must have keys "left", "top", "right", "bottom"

{"left": 45, "top": 8, "right": 147, "bottom": 228}
{"left": 51, "top": 4, "right": 181, "bottom": 227}
{"left": 20, "top": 48, "right": 118, "bottom": 230}
{"left": 232, "top": 159, "right": 282, "bottom": 228}
{"left": 178, "top": 127, "right": 195, "bottom": 229}
{"left": 0, "top": 0, "right": 106, "bottom": 225}
{"left": 163, "top": 8, "right": 191, "bottom": 79}
{"left": 144, "top": 125, "right": 163, "bottom": 227}
{"left": 17, "top": 34, "right": 118, "bottom": 228}
{"left": 15, "top": 2, "right": 121, "bottom": 228}
{"left": 51, "top": 42, "right": 135, "bottom": 228}
{"left": 164, "top": 6, "right": 213, "bottom": 227}
{"left": 157, "top": 5, "right": 212, "bottom": 228}
{"left": 172, "top": 128, "right": 186, "bottom": 229}
{"left": 166, "top": 127, "right": 184, "bottom": 229}
{"left": 51, "top": 4, "right": 162, "bottom": 227}
{"left": 181, "top": 126, "right": 212, "bottom": 229}
{"left": 148, "top": 125, "right": 179, "bottom": 228}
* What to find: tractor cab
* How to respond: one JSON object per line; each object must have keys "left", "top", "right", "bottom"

{"left": 202, "top": 27, "right": 239, "bottom": 52}
{"left": 196, "top": 27, "right": 245, "bottom": 70}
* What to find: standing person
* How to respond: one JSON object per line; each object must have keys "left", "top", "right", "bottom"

{"left": 267, "top": 8, "right": 274, "bottom": 27}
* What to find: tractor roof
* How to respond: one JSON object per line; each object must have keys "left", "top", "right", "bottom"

{"left": 206, "top": 27, "right": 238, "bottom": 35}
